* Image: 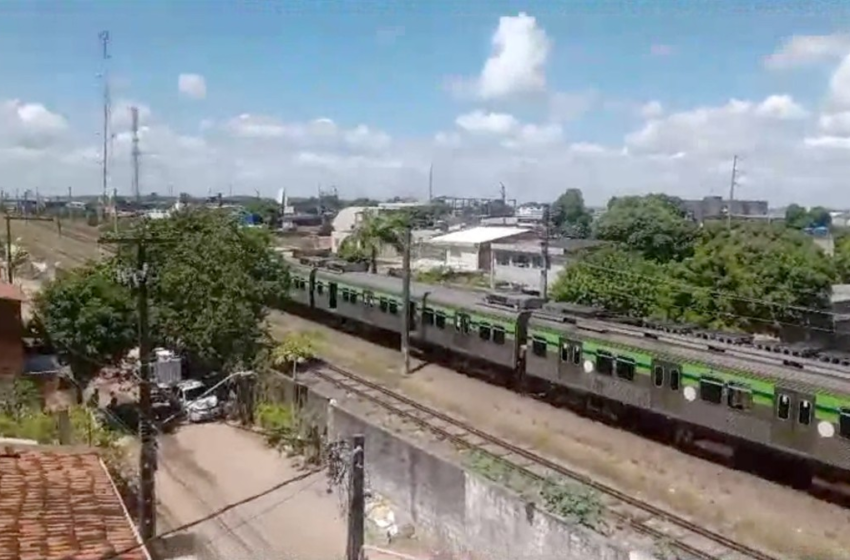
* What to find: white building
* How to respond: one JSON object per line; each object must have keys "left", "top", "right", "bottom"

{"left": 491, "top": 239, "right": 608, "bottom": 292}
{"left": 426, "top": 226, "right": 535, "bottom": 272}
{"left": 330, "top": 206, "right": 370, "bottom": 253}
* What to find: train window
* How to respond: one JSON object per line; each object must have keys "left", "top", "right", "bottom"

{"left": 459, "top": 314, "right": 471, "bottom": 335}
{"left": 653, "top": 366, "right": 664, "bottom": 387}
{"left": 839, "top": 409, "right": 850, "bottom": 439}
{"left": 572, "top": 345, "right": 581, "bottom": 365}
{"left": 560, "top": 343, "right": 570, "bottom": 363}
{"left": 479, "top": 324, "right": 491, "bottom": 341}
{"left": 341, "top": 289, "right": 350, "bottom": 303}
{"left": 798, "top": 400, "right": 812, "bottom": 426}
{"left": 596, "top": 351, "right": 614, "bottom": 376}
{"left": 699, "top": 377, "right": 724, "bottom": 404}
{"left": 435, "top": 312, "right": 447, "bottom": 329}
{"left": 350, "top": 292, "right": 358, "bottom": 305}
{"left": 379, "top": 298, "right": 389, "bottom": 313}
{"left": 364, "top": 292, "right": 374, "bottom": 307}
{"left": 726, "top": 383, "right": 752, "bottom": 411}
{"left": 422, "top": 308, "right": 435, "bottom": 326}
{"left": 388, "top": 301, "right": 399, "bottom": 315}
{"left": 669, "top": 369, "right": 680, "bottom": 391}
{"left": 492, "top": 327, "right": 506, "bottom": 345}
{"left": 531, "top": 337, "right": 547, "bottom": 357}
{"left": 317, "top": 283, "right": 324, "bottom": 295}
{"left": 777, "top": 394, "right": 791, "bottom": 420}
{"left": 615, "top": 358, "right": 636, "bottom": 381}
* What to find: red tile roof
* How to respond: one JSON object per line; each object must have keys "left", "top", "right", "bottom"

{"left": 0, "top": 282, "right": 24, "bottom": 302}
{"left": 0, "top": 445, "right": 150, "bottom": 560}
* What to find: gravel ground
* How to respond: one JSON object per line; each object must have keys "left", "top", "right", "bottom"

{"left": 270, "top": 310, "right": 850, "bottom": 560}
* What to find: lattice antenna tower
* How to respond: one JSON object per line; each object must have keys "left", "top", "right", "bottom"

{"left": 99, "top": 31, "right": 112, "bottom": 208}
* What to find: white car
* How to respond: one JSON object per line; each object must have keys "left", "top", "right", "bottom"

{"left": 176, "top": 380, "right": 222, "bottom": 423}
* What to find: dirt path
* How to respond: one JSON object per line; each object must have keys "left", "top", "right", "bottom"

{"left": 270, "top": 311, "right": 850, "bottom": 560}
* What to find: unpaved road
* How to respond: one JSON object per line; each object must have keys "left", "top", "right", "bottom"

{"left": 154, "top": 423, "right": 347, "bottom": 560}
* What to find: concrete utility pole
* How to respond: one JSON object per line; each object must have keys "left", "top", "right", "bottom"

{"left": 131, "top": 106, "right": 141, "bottom": 204}
{"left": 727, "top": 154, "right": 739, "bottom": 231}
{"left": 346, "top": 434, "right": 365, "bottom": 560}
{"left": 428, "top": 163, "right": 433, "bottom": 202}
{"left": 540, "top": 204, "right": 551, "bottom": 300}
{"left": 99, "top": 31, "right": 111, "bottom": 218}
{"left": 400, "top": 223, "right": 413, "bottom": 375}
{"left": 5, "top": 216, "right": 57, "bottom": 283}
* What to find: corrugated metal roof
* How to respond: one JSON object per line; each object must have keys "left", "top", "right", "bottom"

{"left": 429, "top": 226, "right": 531, "bottom": 245}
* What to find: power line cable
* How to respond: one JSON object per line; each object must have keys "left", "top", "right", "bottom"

{"left": 99, "top": 466, "right": 324, "bottom": 560}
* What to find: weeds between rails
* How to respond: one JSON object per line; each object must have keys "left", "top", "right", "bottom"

{"left": 279, "top": 301, "right": 850, "bottom": 508}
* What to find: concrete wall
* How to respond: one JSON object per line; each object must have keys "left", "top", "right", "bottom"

{"left": 327, "top": 403, "right": 654, "bottom": 560}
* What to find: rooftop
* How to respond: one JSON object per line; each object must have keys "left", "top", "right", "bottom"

{"left": 0, "top": 282, "right": 25, "bottom": 302}
{"left": 0, "top": 445, "right": 150, "bottom": 560}
{"left": 429, "top": 226, "right": 531, "bottom": 245}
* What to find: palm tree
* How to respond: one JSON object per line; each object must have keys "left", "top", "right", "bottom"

{"left": 339, "top": 210, "right": 408, "bottom": 273}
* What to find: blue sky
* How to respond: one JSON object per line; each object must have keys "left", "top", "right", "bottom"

{"left": 1, "top": 0, "right": 849, "bottom": 204}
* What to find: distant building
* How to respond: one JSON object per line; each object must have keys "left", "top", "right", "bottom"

{"left": 682, "top": 196, "right": 769, "bottom": 223}
{"left": 491, "top": 239, "right": 608, "bottom": 293}
{"left": 426, "top": 226, "right": 537, "bottom": 272}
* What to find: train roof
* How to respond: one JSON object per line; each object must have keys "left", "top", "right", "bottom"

{"left": 529, "top": 312, "right": 850, "bottom": 396}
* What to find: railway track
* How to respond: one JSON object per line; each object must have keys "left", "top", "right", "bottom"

{"left": 308, "top": 362, "right": 780, "bottom": 560}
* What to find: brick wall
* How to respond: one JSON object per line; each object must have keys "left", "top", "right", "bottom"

{"left": 0, "top": 299, "right": 24, "bottom": 379}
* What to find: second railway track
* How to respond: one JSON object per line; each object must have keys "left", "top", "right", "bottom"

{"left": 306, "top": 362, "right": 780, "bottom": 560}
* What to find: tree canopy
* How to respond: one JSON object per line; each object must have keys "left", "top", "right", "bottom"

{"left": 338, "top": 210, "right": 409, "bottom": 272}
{"left": 33, "top": 208, "right": 291, "bottom": 384}
{"left": 785, "top": 204, "right": 832, "bottom": 230}
{"left": 593, "top": 193, "right": 698, "bottom": 262}
{"left": 551, "top": 188, "right": 593, "bottom": 239}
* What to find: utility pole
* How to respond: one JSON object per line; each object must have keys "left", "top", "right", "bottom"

{"left": 346, "top": 434, "right": 365, "bottom": 560}
{"left": 727, "top": 154, "right": 739, "bottom": 231}
{"left": 400, "top": 223, "right": 412, "bottom": 375}
{"left": 4, "top": 216, "right": 56, "bottom": 283}
{"left": 131, "top": 106, "right": 141, "bottom": 204}
{"left": 428, "top": 163, "right": 433, "bottom": 202}
{"left": 540, "top": 204, "right": 551, "bottom": 300}
{"left": 99, "top": 30, "right": 111, "bottom": 219}
{"left": 112, "top": 187, "right": 119, "bottom": 233}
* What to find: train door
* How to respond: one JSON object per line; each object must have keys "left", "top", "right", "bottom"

{"left": 557, "top": 338, "right": 582, "bottom": 383}
{"left": 329, "top": 282, "right": 338, "bottom": 309}
{"left": 649, "top": 359, "right": 684, "bottom": 416}
{"left": 771, "top": 388, "right": 817, "bottom": 452}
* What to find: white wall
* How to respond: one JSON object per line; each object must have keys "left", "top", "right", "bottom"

{"left": 494, "top": 262, "right": 565, "bottom": 290}
{"left": 443, "top": 245, "right": 480, "bottom": 271}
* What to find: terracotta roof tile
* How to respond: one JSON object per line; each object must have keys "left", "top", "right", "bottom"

{"left": 0, "top": 446, "right": 150, "bottom": 560}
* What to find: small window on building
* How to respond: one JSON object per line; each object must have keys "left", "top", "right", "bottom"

{"left": 560, "top": 343, "right": 571, "bottom": 363}
{"left": 699, "top": 377, "right": 724, "bottom": 404}
{"left": 726, "top": 383, "right": 752, "bottom": 411}
{"left": 435, "top": 312, "right": 447, "bottom": 329}
{"left": 596, "top": 351, "right": 614, "bottom": 376}
{"left": 492, "top": 327, "right": 506, "bottom": 345}
{"left": 798, "top": 400, "right": 812, "bottom": 426}
{"left": 531, "top": 337, "right": 547, "bottom": 357}
{"left": 615, "top": 358, "right": 636, "bottom": 381}
{"left": 479, "top": 324, "right": 491, "bottom": 341}
{"left": 777, "top": 394, "right": 791, "bottom": 420}
{"left": 653, "top": 366, "right": 664, "bottom": 387}
{"left": 669, "top": 369, "right": 680, "bottom": 391}
{"left": 388, "top": 300, "right": 399, "bottom": 315}
{"left": 422, "top": 308, "right": 435, "bottom": 326}
{"left": 839, "top": 409, "right": 850, "bottom": 439}
{"left": 379, "top": 298, "right": 389, "bottom": 313}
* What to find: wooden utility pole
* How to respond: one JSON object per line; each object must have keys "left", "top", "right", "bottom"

{"left": 100, "top": 230, "right": 168, "bottom": 542}
{"left": 346, "top": 434, "right": 365, "bottom": 560}
{"left": 4, "top": 215, "right": 57, "bottom": 283}
{"left": 400, "top": 223, "right": 412, "bottom": 375}
{"left": 540, "top": 204, "right": 551, "bottom": 300}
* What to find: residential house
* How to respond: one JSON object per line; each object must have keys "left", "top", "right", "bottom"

{"left": 330, "top": 206, "right": 370, "bottom": 254}
{"left": 0, "top": 443, "right": 152, "bottom": 560}
{"left": 426, "top": 226, "right": 537, "bottom": 272}
{"left": 491, "top": 239, "right": 608, "bottom": 292}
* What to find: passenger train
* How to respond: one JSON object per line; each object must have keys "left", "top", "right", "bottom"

{"left": 285, "top": 259, "right": 850, "bottom": 483}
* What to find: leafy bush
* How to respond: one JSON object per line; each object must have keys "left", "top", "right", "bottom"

{"left": 255, "top": 402, "right": 297, "bottom": 448}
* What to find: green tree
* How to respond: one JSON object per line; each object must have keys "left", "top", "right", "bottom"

{"left": 785, "top": 204, "right": 832, "bottom": 230}
{"left": 594, "top": 194, "right": 698, "bottom": 262}
{"left": 338, "top": 210, "right": 408, "bottom": 273}
{"left": 31, "top": 263, "right": 137, "bottom": 401}
{"left": 552, "top": 189, "right": 593, "bottom": 239}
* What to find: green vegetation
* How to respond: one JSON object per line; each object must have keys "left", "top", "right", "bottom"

{"left": 31, "top": 208, "right": 291, "bottom": 385}
{"left": 551, "top": 188, "right": 593, "bottom": 239}
{"left": 551, "top": 190, "right": 838, "bottom": 335}
{"left": 338, "top": 210, "right": 408, "bottom": 272}
{"left": 414, "top": 266, "right": 489, "bottom": 289}
{"left": 466, "top": 450, "right": 604, "bottom": 530}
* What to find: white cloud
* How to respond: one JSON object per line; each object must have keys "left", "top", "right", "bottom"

{"left": 765, "top": 34, "right": 850, "bottom": 69}
{"left": 455, "top": 110, "right": 519, "bottom": 134}
{"left": 549, "top": 90, "right": 598, "bottom": 122}
{"left": 451, "top": 13, "right": 551, "bottom": 100}
{"left": 111, "top": 101, "right": 152, "bottom": 130}
{"left": 753, "top": 95, "right": 808, "bottom": 119}
{"left": 827, "top": 53, "right": 850, "bottom": 110}
{"left": 178, "top": 74, "right": 207, "bottom": 100}
{"left": 639, "top": 101, "right": 664, "bottom": 119}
